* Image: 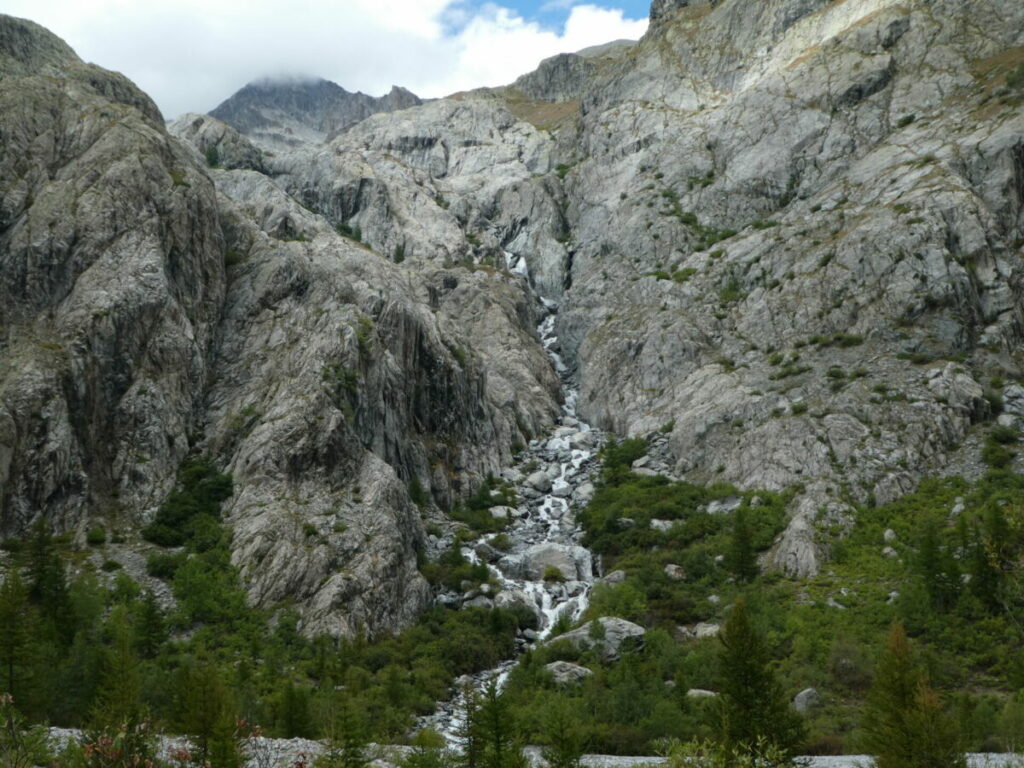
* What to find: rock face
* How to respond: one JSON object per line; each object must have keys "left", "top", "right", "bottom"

{"left": 209, "top": 77, "right": 422, "bottom": 148}
{"left": 0, "top": 14, "right": 560, "bottom": 637}
{"left": 4, "top": 0, "right": 1024, "bottom": 635}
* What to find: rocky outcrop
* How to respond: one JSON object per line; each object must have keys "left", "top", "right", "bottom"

{"left": 550, "top": 617, "right": 646, "bottom": 660}
{"left": 0, "top": 13, "right": 561, "bottom": 637}
{"left": 209, "top": 77, "right": 422, "bottom": 148}
{"left": 0, "top": 15, "right": 223, "bottom": 537}
{"left": 546, "top": 660, "right": 594, "bottom": 685}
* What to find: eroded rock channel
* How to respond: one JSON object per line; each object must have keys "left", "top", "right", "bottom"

{"left": 419, "top": 276, "right": 608, "bottom": 740}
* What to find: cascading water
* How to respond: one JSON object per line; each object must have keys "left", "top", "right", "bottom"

{"left": 418, "top": 254, "right": 604, "bottom": 743}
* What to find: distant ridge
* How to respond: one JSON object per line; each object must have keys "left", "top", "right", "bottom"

{"left": 209, "top": 76, "right": 421, "bottom": 147}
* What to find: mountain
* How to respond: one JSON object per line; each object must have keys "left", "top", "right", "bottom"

{"left": 3, "top": 0, "right": 1024, "bottom": 754}
{"left": 2, "top": 0, "right": 1024, "bottom": 638}
{"left": 208, "top": 76, "right": 422, "bottom": 147}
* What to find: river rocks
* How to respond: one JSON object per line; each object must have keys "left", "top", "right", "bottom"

{"left": 527, "top": 471, "right": 553, "bottom": 493}
{"left": 551, "top": 479, "right": 573, "bottom": 498}
{"left": 550, "top": 617, "right": 646, "bottom": 660}
{"left": 490, "top": 506, "right": 515, "bottom": 520}
{"left": 501, "top": 543, "right": 592, "bottom": 581}
{"left": 574, "top": 482, "right": 596, "bottom": 504}
{"left": 545, "top": 661, "right": 594, "bottom": 686}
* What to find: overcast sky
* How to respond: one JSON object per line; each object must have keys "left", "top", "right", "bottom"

{"left": 5, "top": 0, "right": 650, "bottom": 119}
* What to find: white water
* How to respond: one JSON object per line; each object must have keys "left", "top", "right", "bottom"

{"left": 419, "top": 277, "right": 604, "bottom": 744}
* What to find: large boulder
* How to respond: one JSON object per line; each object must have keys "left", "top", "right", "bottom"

{"left": 545, "top": 661, "right": 594, "bottom": 686}
{"left": 549, "top": 617, "right": 646, "bottom": 660}
{"left": 500, "top": 543, "right": 593, "bottom": 581}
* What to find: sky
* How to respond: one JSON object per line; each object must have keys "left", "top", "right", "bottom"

{"left": 5, "top": 0, "right": 650, "bottom": 120}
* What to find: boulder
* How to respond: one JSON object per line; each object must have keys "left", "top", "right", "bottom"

{"left": 549, "top": 617, "right": 646, "bottom": 660}
{"left": 664, "top": 564, "right": 685, "bottom": 581}
{"left": 545, "top": 661, "right": 593, "bottom": 686}
{"left": 694, "top": 622, "right": 720, "bottom": 639}
{"left": 551, "top": 479, "right": 573, "bottom": 498}
{"left": 707, "top": 497, "right": 743, "bottom": 515}
{"left": 598, "top": 569, "right": 627, "bottom": 585}
{"left": 793, "top": 687, "right": 822, "bottom": 714}
{"left": 574, "top": 482, "right": 596, "bottom": 504}
{"left": 686, "top": 688, "right": 718, "bottom": 699}
{"left": 527, "top": 471, "right": 552, "bottom": 493}
{"left": 490, "top": 506, "right": 515, "bottom": 520}
{"left": 500, "top": 543, "right": 592, "bottom": 581}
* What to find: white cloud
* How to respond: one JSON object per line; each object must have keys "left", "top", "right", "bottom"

{"left": 3, "top": 0, "right": 648, "bottom": 119}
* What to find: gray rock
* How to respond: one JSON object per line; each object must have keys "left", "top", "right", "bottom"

{"left": 545, "top": 661, "right": 594, "bottom": 686}
{"left": 686, "top": 688, "right": 719, "bottom": 699}
{"left": 664, "top": 564, "right": 686, "bottom": 581}
{"left": 650, "top": 519, "right": 675, "bottom": 532}
{"left": 793, "top": 687, "right": 822, "bottom": 714}
{"left": 694, "top": 622, "right": 720, "bottom": 639}
{"left": 883, "top": 528, "right": 897, "bottom": 543}
{"left": 527, "top": 471, "right": 553, "bottom": 493}
{"left": 598, "top": 569, "right": 627, "bottom": 585}
{"left": 551, "top": 479, "right": 573, "bottom": 498}
{"left": 550, "top": 617, "right": 646, "bottom": 660}
{"left": 574, "top": 482, "right": 597, "bottom": 504}
{"left": 501, "top": 543, "right": 592, "bottom": 581}
{"left": 706, "top": 497, "right": 743, "bottom": 515}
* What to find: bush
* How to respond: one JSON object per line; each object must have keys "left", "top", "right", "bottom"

{"left": 146, "top": 552, "right": 186, "bottom": 580}
{"left": 86, "top": 528, "right": 106, "bottom": 546}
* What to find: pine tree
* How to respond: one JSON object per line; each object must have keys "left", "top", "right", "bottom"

{"left": 0, "top": 572, "right": 35, "bottom": 703}
{"left": 861, "top": 623, "right": 966, "bottom": 768}
{"left": 540, "top": 698, "right": 585, "bottom": 768}
{"left": 714, "top": 598, "right": 805, "bottom": 759}
{"left": 175, "top": 659, "right": 240, "bottom": 768}
{"left": 317, "top": 689, "right": 368, "bottom": 768}
{"left": 477, "top": 678, "right": 525, "bottom": 768}
{"left": 455, "top": 684, "right": 483, "bottom": 768}
{"left": 91, "top": 607, "right": 142, "bottom": 727}
{"left": 916, "top": 517, "right": 959, "bottom": 612}
{"left": 132, "top": 591, "right": 165, "bottom": 659}
{"left": 26, "top": 522, "right": 73, "bottom": 645}
{"left": 726, "top": 507, "right": 758, "bottom": 583}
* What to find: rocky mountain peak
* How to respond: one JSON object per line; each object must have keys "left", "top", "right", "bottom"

{"left": 209, "top": 75, "right": 422, "bottom": 147}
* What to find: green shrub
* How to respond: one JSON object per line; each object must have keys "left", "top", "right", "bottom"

{"left": 86, "top": 527, "right": 107, "bottom": 546}
{"left": 146, "top": 552, "right": 186, "bottom": 580}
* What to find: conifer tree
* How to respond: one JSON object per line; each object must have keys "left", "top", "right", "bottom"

{"left": 175, "top": 659, "right": 240, "bottom": 768}
{"left": 861, "top": 623, "right": 966, "bottom": 768}
{"left": 0, "top": 573, "right": 35, "bottom": 703}
{"left": 26, "top": 522, "right": 73, "bottom": 645}
{"left": 91, "top": 607, "right": 142, "bottom": 727}
{"left": 726, "top": 507, "right": 758, "bottom": 583}
{"left": 455, "top": 684, "right": 483, "bottom": 768}
{"left": 714, "top": 598, "right": 804, "bottom": 759}
{"left": 540, "top": 698, "right": 585, "bottom": 768}
{"left": 477, "top": 678, "right": 525, "bottom": 768}
{"left": 317, "top": 688, "right": 368, "bottom": 768}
